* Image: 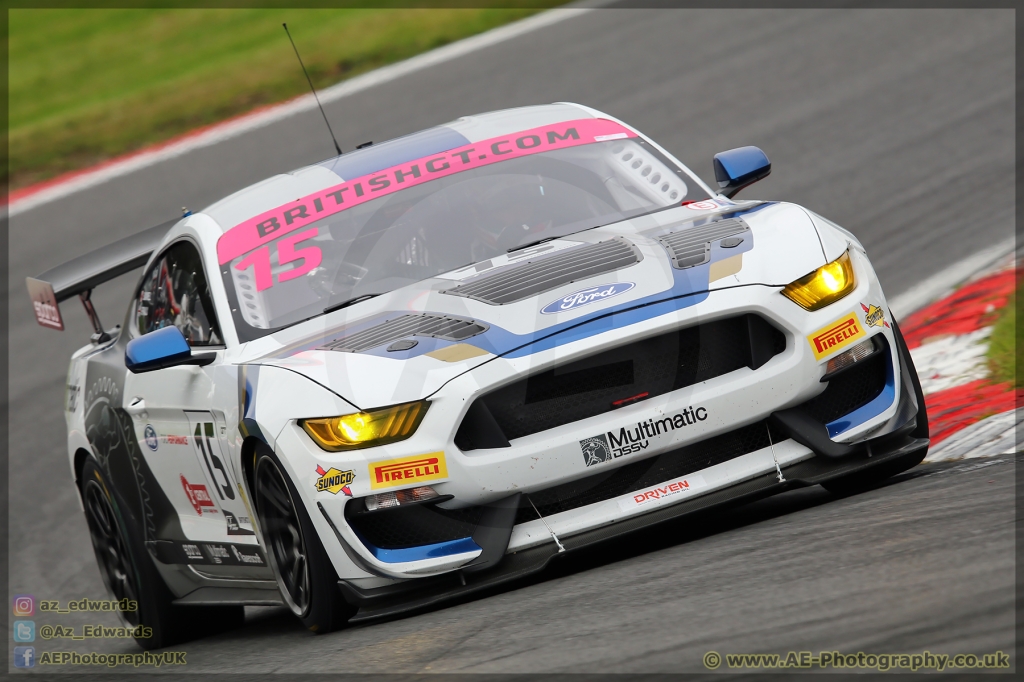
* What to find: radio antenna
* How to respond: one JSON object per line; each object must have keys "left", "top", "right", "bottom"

{"left": 283, "top": 23, "right": 342, "bottom": 156}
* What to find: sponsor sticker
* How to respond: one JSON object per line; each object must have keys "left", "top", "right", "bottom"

{"left": 807, "top": 312, "right": 866, "bottom": 361}
{"left": 861, "top": 302, "right": 889, "bottom": 329}
{"left": 580, "top": 434, "right": 613, "bottom": 467}
{"left": 581, "top": 406, "right": 708, "bottom": 466}
{"left": 619, "top": 474, "right": 708, "bottom": 510}
{"left": 180, "top": 475, "right": 217, "bottom": 516}
{"left": 182, "top": 544, "right": 203, "bottom": 561}
{"left": 314, "top": 465, "right": 354, "bottom": 496}
{"left": 370, "top": 452, "right": 447, "bottom": 490}
{"left": 229, "top": 545, "right": 264, "bottom": 565}
{"left": 144, "top": 425, "right": 158, "bottom": 451}
{"left": 224, "top": 512, "right": 255, "bottom": 536}
{"left": 540, "top": 282, "right": 635, "bottom": 314}
{"left": 683, "top": 200, "right": 718, "bottom": 211}
{"left": 26, "top": 277, "right": 63, "bottom": 331}
{"left": 166, "top": 435, "right": 188, "bottom": 445}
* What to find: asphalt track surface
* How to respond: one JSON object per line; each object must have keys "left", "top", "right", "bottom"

{"left": 7, "top": 7, "right": 1015, "bottom": 674}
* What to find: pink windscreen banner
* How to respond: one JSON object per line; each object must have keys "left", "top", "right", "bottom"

{"left": 216, "top": 118, "right": 637, "bottom": 264}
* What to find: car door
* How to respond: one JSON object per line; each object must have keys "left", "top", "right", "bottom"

{"left": 122, "top": 240, "right": 260, "bottom": 561}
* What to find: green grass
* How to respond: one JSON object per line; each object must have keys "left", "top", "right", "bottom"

{"left": 8, "top": 4, "right": 559, "bottom": 189}
{"left": 986, "top": 279, "right": 1019, "bottom": 387}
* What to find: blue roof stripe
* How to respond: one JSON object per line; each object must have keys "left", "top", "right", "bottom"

{"left": 319, "top": 127, "right": 470, "bottom": 180}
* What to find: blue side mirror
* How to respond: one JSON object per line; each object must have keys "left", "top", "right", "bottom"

{"left": 713, "top": 146, "right": 771, "bottom": 199}
{"left": 125, "top": 326, "right": 215, "bottom": 373}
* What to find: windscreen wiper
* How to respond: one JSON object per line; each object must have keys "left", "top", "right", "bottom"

{"left": 507, "top": 236, "right": 558, "bottom": 253}
{"left": 324, "top": 293, "right": 379, "bottom": 315}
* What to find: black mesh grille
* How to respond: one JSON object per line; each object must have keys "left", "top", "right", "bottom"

{"left": 515, "top": 420, "right": 784, "bottom": 524}
{"left": 459, "top": 315, "right": 786, "bottom": 445}
{"left": 345, "top": 504, "right": 485, "bottom": 550}
{"left": 443, "top": 238, "right": 640, "bottom": 305}
{"left": 802, "top": 337, "right": 890, "bottom": 424}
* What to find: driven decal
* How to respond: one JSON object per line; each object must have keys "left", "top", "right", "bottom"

{"left": 581, "top": 406, "right": 708, "bottom": 466}
{"left": 315, "top": 465, "right": 354, "bottom": 496}
{"left": 541, "top": 282, "right": 636, "bottom": 315}
{"left": 180, "top": 476, "right": 217, "bottom": 516}
{"left": 861, "top": 302, "right": 889, "bottom": 329}
{"left": 808, "top": 313, "right": 866, "bottom": 361}
{"left": 217, "top": 118, "right": 637, "bottom": 266}
{"left": 620, "top": 474, "right": 708, "bottom": 510}
{"left": 370, "top": 452, "right": 447, "bottom": 490}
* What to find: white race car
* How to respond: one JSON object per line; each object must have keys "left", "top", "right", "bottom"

{"left": 29, "top": 103, "right": 928, "bottom": 648}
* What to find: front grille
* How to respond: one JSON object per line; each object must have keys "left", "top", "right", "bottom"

{"left": 443, "top": 238, "right": 640, "bottom": 305}
{"left": 345, "top": 504, "right": 484, "bottom": 549}
{"left": 321, "top": 314, "right": 487, "bottom": 353}
{"left": 802, "top": 336, "right": 890, "bottom": 424}
{"left": 457, "top": 314, "right": 786, "bottom": 446}
{"left": 658, "top": 218, "right": 749, "bottom": 269}
{"left": 515, "top": 420, "right": 784, "bottom": 524}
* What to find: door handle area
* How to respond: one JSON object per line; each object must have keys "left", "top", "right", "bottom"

{"left": 125, "top": 397, "right": 146, "bottom": 415}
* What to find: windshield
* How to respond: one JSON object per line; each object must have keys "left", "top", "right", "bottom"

{"left": 219, "top": 120, "right": 709, "bottom": 339}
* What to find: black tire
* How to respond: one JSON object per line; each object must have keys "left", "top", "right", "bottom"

{"left": 80, "top": 458, "right": 244, "bottom": 649}
{"left": 253, "top": 445, "right": 356, "bottom": 632}
{"left": 821, "top": 321, "right": 929, "bottom": 495}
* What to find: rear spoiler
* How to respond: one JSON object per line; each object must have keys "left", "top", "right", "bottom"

{"left": 26, "top": 217, "right": 178, "bottom": 341}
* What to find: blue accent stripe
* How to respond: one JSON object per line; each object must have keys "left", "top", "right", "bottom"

{"left": 360, "top": 536, "right": 481, "bottom": 563}
{"left": 825, "top": 340, "right": 897, "bottom": 437}
{"left": 319, "top": 127, "right": 470, "bottom": 180}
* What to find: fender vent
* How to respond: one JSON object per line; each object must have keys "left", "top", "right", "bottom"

{"left": 443, "top": 238, "right": 640, "bottom": 305}
{"left": 658, "top": 218, "right": 749, "bottom": 269}
{"left": 320, "top": 314, "right": 488, "bottom": 353}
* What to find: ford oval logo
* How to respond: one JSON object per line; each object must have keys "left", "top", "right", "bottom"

{"left": 541, "top": 282, "right": 636, "bottom": 315}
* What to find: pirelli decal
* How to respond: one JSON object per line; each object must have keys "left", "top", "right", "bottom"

{"left": 807, "top": 312, "right": 866, "bottom": 361}
{"left": 370, "top": 452, "right": 448, "bottom": 490}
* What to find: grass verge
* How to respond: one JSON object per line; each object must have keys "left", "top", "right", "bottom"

{"left": 986, "top": 278, "right": 1019, "bottom": 388}
{"left": 9, "top": 4, "right": 559, "bottom": 190}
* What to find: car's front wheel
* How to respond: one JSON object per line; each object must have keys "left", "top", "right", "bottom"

{"left": 253, "top": 444, "right": 355, "bottom": 632}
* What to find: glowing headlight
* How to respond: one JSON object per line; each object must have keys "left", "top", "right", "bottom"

{"left": 301, "top": 401, "right": 429, "bottom": 452}
{"left": 781, "top": 251, "right": 856, "bottom": 311}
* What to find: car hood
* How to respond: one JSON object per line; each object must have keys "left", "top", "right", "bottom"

{"left": 237, "top": 201, "right": 833, "bottom": 409}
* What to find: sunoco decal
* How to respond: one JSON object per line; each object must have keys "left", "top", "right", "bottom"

{"left": 580, "top": 406, "right": 708, "bottom": 466}
{"left": 315, "top": 465, "right": 354, "bottom": 496}
{"left": 861, "top": 302, "right": 889, "bottom": 329}
{"left": 370, "top": 452, "right": 447, "bottom": 490}
{"left": 541, "top": 282, "right": 635, "bottom": 314}
{"left": 808, "top": 312, "right": 866, "bottom": 361}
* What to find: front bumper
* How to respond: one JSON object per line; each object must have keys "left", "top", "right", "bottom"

{"left": 283, "top": 247, "right": 914, "bottom": 584}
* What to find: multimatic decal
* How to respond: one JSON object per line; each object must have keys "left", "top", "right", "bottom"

{"left": 581, "top": 406, "right": 708, "bottom": 466}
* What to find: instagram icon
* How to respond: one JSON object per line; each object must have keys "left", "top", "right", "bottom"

{"left": 12, "top": 595, "right": 34, "bottom": 617}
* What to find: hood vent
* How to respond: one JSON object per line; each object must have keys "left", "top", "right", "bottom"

{"left": 658, "top": 218, "right": 749, "bottom": 269}
{"left": 320, "top": 314, "right": 488, "bottom": 353}
{"left": 443, "top": 238, "right": 641, "bottom": 305}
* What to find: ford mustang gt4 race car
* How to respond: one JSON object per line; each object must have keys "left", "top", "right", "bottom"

{"left": 28, "top": 103, "right": 928, "bottom": 648}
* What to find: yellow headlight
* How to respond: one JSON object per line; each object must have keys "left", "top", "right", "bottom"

{"left": 781, "top": 251, "right": 856, "bottom": 311}
{"left": 301, "top": 401, "right": 429, "bottom": 452}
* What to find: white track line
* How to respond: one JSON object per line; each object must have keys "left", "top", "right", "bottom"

{"left": 7, "top": 5, "right": 596, "bottom": 218}
{"left": 887, "top": 236, "right": 1016, "bottom": 320}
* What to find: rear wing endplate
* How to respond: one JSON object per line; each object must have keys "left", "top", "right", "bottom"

{"left": 26, "top": 218, "right": 178, "bottom": 338}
